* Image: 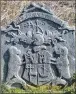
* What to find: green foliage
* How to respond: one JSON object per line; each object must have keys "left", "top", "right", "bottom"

{"left": 0, "top": 83, "right": 75, "bottom": 94}
{"left": 0, "top": 74, "right": 76, "bottom": 94}
{"left": 72, "top": 73, "right": 76, "bottom": 80}
{"left": 0, "top": 84, "right": 25, "bottom": 93}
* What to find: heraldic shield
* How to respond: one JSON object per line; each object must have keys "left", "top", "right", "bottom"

{"left": 22, "top": 49, "right": 55, "bottom": 86}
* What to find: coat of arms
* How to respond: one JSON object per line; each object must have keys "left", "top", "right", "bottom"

{"left": 1, "top": 3, "right": 75, "bottom": 87}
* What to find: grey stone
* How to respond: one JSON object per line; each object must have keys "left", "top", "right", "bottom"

{"left": 1, "top": 3, "right": 75, "bottom": 87}
{"left": 5, "top": 46, "right": 26, "bottom": 86}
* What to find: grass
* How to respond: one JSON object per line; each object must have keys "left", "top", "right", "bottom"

{"left": 0, "top": 83, "right": 75, "bottom": 94}
{"left": 0, "top": 74, "right": 76, "bottom": 94}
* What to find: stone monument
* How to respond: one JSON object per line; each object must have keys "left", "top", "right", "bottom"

{"left": 1, "top": 3, "right": 75, "bottom": 87}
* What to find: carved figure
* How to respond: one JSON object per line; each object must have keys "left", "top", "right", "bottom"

{"left": 55, "top": 46, "right": 71, "bottom": 79}
{"left": 51, "top": 35, "right": 71, "bottom": 85}
{"left": 6, "top": 46, "right": 26, "bottom": 87}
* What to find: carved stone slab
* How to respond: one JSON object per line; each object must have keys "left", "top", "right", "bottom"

{"left": 1, "top": 3, "right": 75, "bottom": 87}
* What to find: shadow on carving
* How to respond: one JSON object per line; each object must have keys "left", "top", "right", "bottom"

{"left": 51, "top": 64, "right": 60, "bottom": 77}
{"left": 3, "top": 49, "right": 10, "bottom": 82}
{"left": 53, "top": 51, "right": 60, "bottom": 58}
{"left": 11, "top": 83, "right": 24, "bottom": 89}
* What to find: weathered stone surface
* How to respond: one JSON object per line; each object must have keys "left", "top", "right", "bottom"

{"left": 1, "top": 3, "right": 75, "bottom": 87}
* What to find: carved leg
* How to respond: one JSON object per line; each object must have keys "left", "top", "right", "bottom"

{"left": 5, "top": 75, "right": 26, "bottom": 88}
{"left": 5, "top": 79, "right": 15, "bottom": 88}
{"left": 52, "top": 77, "right": 67, "bottom": 86}
{"left": 15, "top": 75, "right": 26, "bottom": 86}
{"left": 49, "top": 64, "right": 56, "bottom": 80}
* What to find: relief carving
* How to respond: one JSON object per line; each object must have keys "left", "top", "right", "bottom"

{"left": 1, "top": 3, "right": 75, "bottom": 88}
{"left": 6, "top": 46, "right": 26, "bottom": 87}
